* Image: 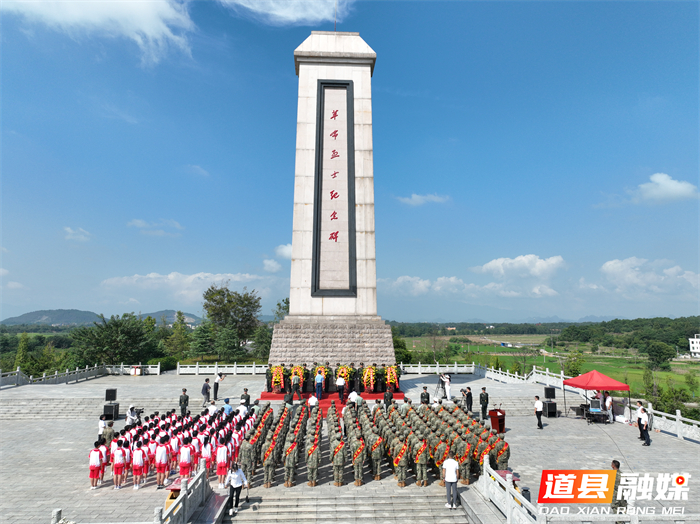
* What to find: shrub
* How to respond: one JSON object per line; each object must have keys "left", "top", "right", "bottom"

{"left": 148, "top": 356, "right": 177, "bottom": 371}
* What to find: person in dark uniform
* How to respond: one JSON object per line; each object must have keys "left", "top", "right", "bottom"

{"left": 356, "top": 363, "right": 364, "bottom": 393}
{"left": 265, "top": 365, "right": 273, "bottom": 393}
{"left": 179, "top": 388, "right": 189, "bottom": 417}
{"left": 383, "top": 388, "right": 393, "bottom": 412}
{"left": 324, "top": 362, "right": 333, "bottom": 393}
{"left": 241, "top": 388, "right": 251, "bottom": 408}
{"left": 480, "top": 387, "right": 489, "bottom": 421}
{"left": 420, "top": 386, "right": 430, "bottom": 405}
{"left": 465, "top": 387, "right": 473, "bottom": 413}
{"left": 348, "top": 363, "right": 357, "bottom": 392}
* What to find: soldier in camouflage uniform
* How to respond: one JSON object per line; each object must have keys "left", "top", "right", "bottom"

{"left": 610, "top": 460, "right": 627, "bottom": 523}
{"left": 393, "top": 434, "right": 409, "bottom": 487}
{"left": 350, "top": 430, "right": 366, "bottom": 485}
{"left": 434, "top": 433, "right": 449, "bottom": 487}
{"left": 369, "top": 428, "right": 383, "bottom": 480}
{"left": 413, "top": 432, "right": 429, "bottom": 486}
{"left": 496, "top": 433, "right": 510, "bottom": 470}
{"left": 283, "top": 434, "right": 298, "bottom": 487}
{"left": 239, "top": 434, "right": 255, "bottom": 488}
{"left": 305, "top": 430, "right": 321, "bottom": 486}
{"left": 262, "top": 434, "right": 276, "bottom": 487}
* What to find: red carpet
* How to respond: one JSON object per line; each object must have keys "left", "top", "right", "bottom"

{"left": 258, "top": 390, "right": 404, "bottom": 410}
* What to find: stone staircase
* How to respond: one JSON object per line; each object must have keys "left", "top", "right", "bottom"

{"left": 0, "top": 397, "right": 183, "bottom": 419}
{"left": 221, "top": 491, "right": 466, "bottom": 523}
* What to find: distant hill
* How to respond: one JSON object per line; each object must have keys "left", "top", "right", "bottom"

{"left": 142, "top": 310, "right": 202, "bottom": 325}
{"left": 1, "top": 308, "right": 202, "bottom": 326}
{"left": 577, "top": 315, "right": 623, "bottom": 323}
{"left": 0, "top": 309, "right": 101, "bottom": 326}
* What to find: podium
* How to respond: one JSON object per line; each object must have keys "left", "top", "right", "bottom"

{"left": 488, "top": 409, "right": 506, "bottom": 433}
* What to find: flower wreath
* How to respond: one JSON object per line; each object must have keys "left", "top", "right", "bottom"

{"left": 336, "top": 365, "right": 352, "bottom": 383}
{"left": 291, "top": 365, "right": 305, "bottom": 389}
{"left": 362, "top": 366, "right": 376, "bottom": 390}
{"left": 271, "top": 365, "right": 285, "bottom": 387}
{"left": 385, "top": 365, "right": 399, "bottom": 387}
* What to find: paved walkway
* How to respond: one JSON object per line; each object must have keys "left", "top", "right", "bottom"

{"left": 1, "top": 373, "right": 697, "bottom": 524}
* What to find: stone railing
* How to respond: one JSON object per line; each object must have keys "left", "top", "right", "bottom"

{"left": 474, "top": 461, "right": 700, "bottom": 523}
{"left": 0, "top": 363, "right": 160, "bottom": 388}
{"left": 177, "top": 362, "right": 263, "bottom": 375}
{"left": 647, "top": 402, "right": 700, "bottom": 442}
{"left": 50, "top": 461, "right": 212, "bottom": 524}
{"left": 400, "top": 362, "right": 475, "bottom": 374}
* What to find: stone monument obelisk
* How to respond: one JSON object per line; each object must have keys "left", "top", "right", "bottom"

{"left": 269, "top": 31, "right": 395, "bottom": 366}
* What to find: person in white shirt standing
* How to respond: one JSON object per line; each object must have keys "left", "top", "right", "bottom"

{"left": 225, "top": 462, "right": 249, "bottom": 516}
{"left": 534, "top": 396, "right": 543, "bottom": 430}
{"left": 634, "top": 400, "right": 644, "bottom": 440}
{"left": 442, "top": 451, "right": 460, "bottom": 509}
{"left": 336, "top": 374, "right": 346, "bottom": 402}
{"left": 604, "top": 392, "right": 614, "bottom": 424}
{"left": 639, "top": 408, "right": 651, "bottom": 446}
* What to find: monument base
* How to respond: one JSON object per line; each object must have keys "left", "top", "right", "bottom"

{"left": 268, "top": 315, "right": 395, "bottom": 366}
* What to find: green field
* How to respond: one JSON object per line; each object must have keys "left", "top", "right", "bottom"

{"left": 403, "top": 335, "right": 700, "bottom": 397}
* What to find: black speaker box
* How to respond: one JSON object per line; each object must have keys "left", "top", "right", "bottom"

{"left": 105, "top": 389, "right": 117, "bottom": 402}
{"left": 544, "top": 386, "right": 555, "bottom": 399}
{"left": 543, "top": 401, "right": 557, "bottom": 417}
{"left": 103, "top": 402, "right": 120, "bottom": 420}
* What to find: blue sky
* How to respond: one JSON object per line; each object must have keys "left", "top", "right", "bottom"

{"left": 1, "top": 0, "right": 698, "bottom": 323}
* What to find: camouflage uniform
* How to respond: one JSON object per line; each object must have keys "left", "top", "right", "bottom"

{"left": 351, "top": 432, "right": 366, "bottom": 485}
{"left": 413, "top": 435, "right": 430, "bottom": 487}
{"left": 239, "top": 438, "right": 254, "bottom": 487}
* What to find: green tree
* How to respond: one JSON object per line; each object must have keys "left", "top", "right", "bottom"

{"left": 392, "top": 328, "right": 411, "bottom": 363}
{"left": 253, "top": 324, "right": 273, "bottom": 360}
{"left": 563, "top": 351, "right": 585, "bottom": 376}
{"left": 685, "top": 371, "right": 698, "bottom": 397}
{"left": 189, "top": 321, "right": 215, "bottom": 359}
{"left": 214, "top": 325, "right": 244, "bottom": 361}
{"left": 70, "top": 314, "right": 153, "bottom": 365}
{"left": 646, "top": 341, "right": 676, "bottom": 371}
{"left": 14, "top": 333, "right": 31, "bottom": 371}
{"left": 202, "top": 284, "right": 262, "bottom": 348}
{"left": 272, "top": 298, "right": 290, "bottom": 323}
{"left": 164, "top": 311, "right": 191, "bottom": 358}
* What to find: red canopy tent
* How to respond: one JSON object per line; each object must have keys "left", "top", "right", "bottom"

{"left": 561, "top": 370, "right": 630, "bottom": 419}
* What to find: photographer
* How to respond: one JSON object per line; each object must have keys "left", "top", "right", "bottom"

{"left": 125, "top": 405, "right": 139, "bottom": 426}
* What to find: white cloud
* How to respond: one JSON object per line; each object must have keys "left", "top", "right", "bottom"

{"left": 128, "top": 218, "right": 182, "bottom": 237}
{"left": 531, "top": 284, "right": 558, "bottom": 297}
{"left": 64, "top": 226, "right": 92, "bottom": 242}
{"left": 2, "top": 0, "right": 195, "bottom": 65}
{"left": 100, "top": 103, "right": 139, "bottom": 124}
{"left": 600, "top": 257, "right": 699, "bottom": 297}
{"left": 101, "top": 271, "right": 266, "bottom": 303}
{"left": 1, "top": 247, "right": 8, "bottom": 253}
{"left": 185, "top": 164, "right": 209, "bottom": 177}
{"left": 263, "top": 259, "right": 282, "bottom": 273}
{"left": 0, "top": 268, "right": 8, "bottom": 277}
{"left": 381, "top": 275, "right": 433, "bottom": 296}
{"left": 396, "top": 193, "right": 450, "bottom": 206}
{"left": 474, "top": 254, "right": 565, "bottom": 280}
{"left": 275, "top": 244, "right": 293, "bottom": 259}
{"left": 7, "top": 281, "right": 25, "bottom": 289}
{"left": 630, "top": 173, "right": 698, "bottom": 204}
{"left": 578, "top": 277, "right": 605, "bottom": 291}
{"left": 218, "top": 0, "right": 354, "bottom": 25}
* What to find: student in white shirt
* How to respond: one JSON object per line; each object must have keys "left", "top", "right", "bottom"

{"left": 442, "top": 451, "right": 460, "bottom": 509}
{"left": 534, "top": 395, "right": 543, "bottom": 429}
{"left": 336, "top": 374, "right": 346, "bottom": 402}
{"left": 224, "top": 463, "right": 248, "bottom": 516}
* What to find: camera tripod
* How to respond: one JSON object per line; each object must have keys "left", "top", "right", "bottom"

{"left": 434, "top": 375, "right": 445, "bottom": 399}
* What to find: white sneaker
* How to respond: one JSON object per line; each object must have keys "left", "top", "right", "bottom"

{"left": 229, "top": 509, "right": 234, "bottom": 516}
{"left": 91, "top": 486, "right": 96, "bottom": 490}
{"left": 445, "top": 503, "right": 451, "bottom": 508}
{"left": 234, "top": 508, "right": 238, "bottom": 514}
{"left": 452, "top": 504, "right": 457, "bottom": 509}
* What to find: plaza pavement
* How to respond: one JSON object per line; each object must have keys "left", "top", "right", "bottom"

{"left": 1, "top": 372, "right": 698, "bottom": 524}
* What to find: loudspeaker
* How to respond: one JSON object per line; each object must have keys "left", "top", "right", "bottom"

{"left": 105, "top": 389, "right": 117, "bottom": 402}
{"left": 544, "top": 387, "right": 555, "bottom": 400}
{"left": 104, "top": 402, "right": 120, "bottom": 420}
{"left": 543, "top": 401, "right": 557, "bottom": 418}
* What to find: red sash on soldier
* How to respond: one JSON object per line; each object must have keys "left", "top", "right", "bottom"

{"left": 371, "top": 436, "right": 383, "bottom": 452}
{"left": 285, "top": 441, "right": 297, "bottom": 457}
{"left": 414, "top": 441, "right": 428, "bottom": 462}
{"left": 307, "top": 437, "right": 319, "bottom": 457}
{"left": 393, "top": 441, "right": 408, "bottom": 467}
{"left": 263, "top": 440, "right": 275, "bottom": 462}
{"left": 458, "top": 443, "right": 471, "bottom": 464}
{"left": 332, "top": 440, "right": 345, "bottom": 459}
{"left": 435, "top": 445, "right": 450, "bottom": 467}
{"left": 497, "top": 441, "right": 509, "bottom": 459}
{"left": 473, "top": 438, "right": 484, "bottom": 460}
{"left": 479, "top": 444, "right": 492, "bottom": 465}
{"left": 352, "top": 439, "right": 365, "bottom": 463}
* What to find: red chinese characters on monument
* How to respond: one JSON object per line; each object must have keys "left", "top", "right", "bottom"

{"left": 330, "top": 150, "right": 340, "bottom": 160}
{"left": 330, "top": 110, "right": 339, "bottom": 120}
{"left": 330, "top": 190, "right": 339, "bottom": 200}
{"left": 330, "top": 211, "right": 338, "bottom": 220}
{"left": 329, "top": 231, "right": 339, "bottom": 242}
{"left": 330, "top": 130, "right": 338, "bottom": 140}
{"left": 331, "top": 171, "right": 339, "bottom": 179}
